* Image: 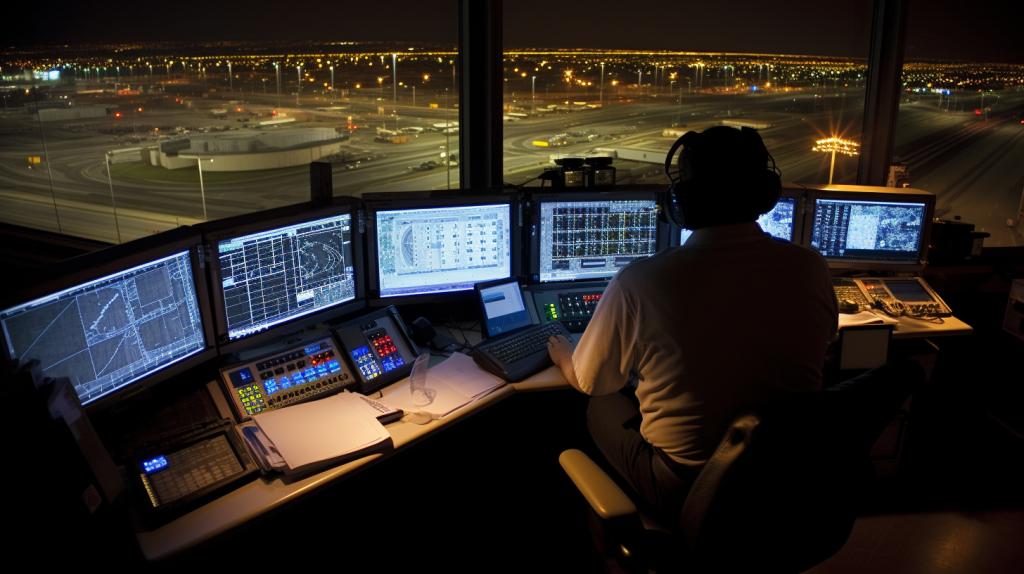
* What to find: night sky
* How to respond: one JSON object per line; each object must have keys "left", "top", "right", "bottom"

{"left": 3, "top": 0, "right": 1022, "bottom": 63}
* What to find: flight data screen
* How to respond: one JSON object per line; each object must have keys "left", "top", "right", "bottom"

{"left": 0, "top": 251, "right": 207, "bottom": 406}
{"left": 678, "top": 197, "right": 796, "bottom": 245}
{"left": 217, "top": 214, "right": 356, "bottom": 340}
{"left": 810, "top": 199, "right": 926, "bottom": 263}
{"left": 539, "top": 199, "right": 659, "bottom": 282}
{"left": 375, "top": 204, "right": 512, "bottom": 298}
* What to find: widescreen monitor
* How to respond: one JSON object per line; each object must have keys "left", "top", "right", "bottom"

{"left": 805, "top": 189, "right": 933, "bottom": 270}
{"left": 201, "top": 200, "right": 364, "bottom": 353}
{"left": 677, "top": 195, "right": 800, "bottom": 245}
{"left": 530, "top": 192, "right": 664, "bottom": 283}
{"left": 0, "top": 228, "right": 215, "bottom": 412}
{"left": 366, "top": 194, "right": 518, "bottom": 303}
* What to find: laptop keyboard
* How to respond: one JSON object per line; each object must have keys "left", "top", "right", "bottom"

{"left": 485, "top": 323, "right": 565, "bottom": 363}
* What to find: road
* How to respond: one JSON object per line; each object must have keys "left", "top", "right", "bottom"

{"left": 1, "top": 88, "right": 1021, "bottom": 246}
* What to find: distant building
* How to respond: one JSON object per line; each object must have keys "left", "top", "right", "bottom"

{"left": 152, "top": 127, "right": 347, "bottom": 172}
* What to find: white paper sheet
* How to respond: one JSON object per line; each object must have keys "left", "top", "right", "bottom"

{"left": 428, "top": 352, "right": 504, "bottom": 398}
{"left": 377, "top": 354, "right": 504, "bottom": 418}
{"left": 838, "top": 311, "right": 901, "bottom": 329}
{"left": 253, "top": 393, "right": 389, "bottom": 470}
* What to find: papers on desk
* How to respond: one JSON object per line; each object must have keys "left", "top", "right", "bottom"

{"left": 246, "top": 392, "right": 391, "bottom": 476}
{"left": 378, "top": 353, "right": 505, "bottom": 419}
{"left": 838, "top": 311, "right": 901, "bottom": 329}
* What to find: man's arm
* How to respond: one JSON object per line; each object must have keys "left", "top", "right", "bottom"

{"left": 546, "top": 276, "right": 637, "bottom": 395}
{"left": 548, "top": 334, "right": 582, "bottom": 391}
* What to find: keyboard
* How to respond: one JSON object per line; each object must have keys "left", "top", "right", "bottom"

{"left": 138, "top": 430, "right": 254, "bottom": 511}
{"left": 833, "top": 280, "right": 872, "bottom": 312}
{"left": 473, "top": 322, "right": 571, "bottom": 382}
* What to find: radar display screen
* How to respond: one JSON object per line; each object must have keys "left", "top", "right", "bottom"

{"left": 539, "top": 199, "right": 659, "bottom": 282}
{"left": 217, "top": 214, "right": 355, "bottom": 340}
{"left": 375, "top": 203, "right": 512, "bottom": 298}
{"left": 0, "top": 251, "right": 207, "bottom": 406}
{"left": 810, "top": 199, "right": 926, "bottom": 264}
{"left": 678, "top": 197, "right": 796, "bottom": 245}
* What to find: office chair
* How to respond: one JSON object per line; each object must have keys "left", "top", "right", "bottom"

{"left": 559, "top": 359, "right": 924, "bottom": 574}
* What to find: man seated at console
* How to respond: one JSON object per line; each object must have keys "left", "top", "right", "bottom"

{"left": 547, "top": 126, "right": 838, "bottom": 522}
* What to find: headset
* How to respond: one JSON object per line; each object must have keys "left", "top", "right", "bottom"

{"left": 663, "top": 126, "right": 782, "bottom": 229}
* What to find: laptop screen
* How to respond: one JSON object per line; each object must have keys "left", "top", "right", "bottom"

{"left": 478, "top": 279, "right": 532, "bottom": 338}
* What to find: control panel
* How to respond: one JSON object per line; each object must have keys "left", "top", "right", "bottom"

{"left": 529, "top": 282, "right": 608, "bottom": 332}
{"left": 333, "top": 306, "right": 419, "bottom": 394}
{"left": 844, "top": 277, "right": 952, "bottom": 318}
{"left": 220, "top": 335, "right": 357, "bottom": 421}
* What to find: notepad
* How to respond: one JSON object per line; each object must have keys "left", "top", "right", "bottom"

{"left": 378, "top": 353, "right": 505, "bottom": 419}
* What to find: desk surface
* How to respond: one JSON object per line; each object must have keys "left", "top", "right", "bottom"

{"left": 136, "top": 312, "right": 970, "bottom": 559}
{"left": 136, "top": 364, "right": 569, "bottom": 561}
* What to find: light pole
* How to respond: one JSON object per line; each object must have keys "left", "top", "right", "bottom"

{"left": 330, "top": 66, "right": 334, "bottom": 92}
{"left": 599, "top": 63, "right": 604, "bottom": 108}
{"left": 275, "top": 63, "right": 281, "bottom": 107}
{"left": 392, "top": 53, "right": 397, "bottom": 103}
{"left": 104, "top": 154, "right": 123, "bottom": 243}
{"left": 532, "top": 76, "right": 536, "bottom": 113}
{"left": 812, "top": 137, "right": 859, "bottom": 185}
{"left": 297, "top": 64, "right": 302, "bottom": 104}
{"left": 227, "top": 60, "right": 232, "bottom": 91}
{"left": 262, "top": 78, "right": 267, "bottom": 94}
{"left": 196, "top": 158, "right": 210, "bottom": 220}
{"left": 445, "top": 88, "right": 451, "bottom": 190}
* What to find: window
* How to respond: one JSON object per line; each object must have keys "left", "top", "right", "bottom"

{"left": 894, "top": 0, "right": 1024, "bottom": 247}
{"left": 502, "top": 1, "right": 874, "bottom": 189}
{"left": 0, "top": 5, "right": 459, "bottom": 244}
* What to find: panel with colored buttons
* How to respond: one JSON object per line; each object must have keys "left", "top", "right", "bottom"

{"left": 219, "top": 335, "right": 357, "bottom": 421}
{"left": 332, "top": 306, "right": 420, "bottom": 394}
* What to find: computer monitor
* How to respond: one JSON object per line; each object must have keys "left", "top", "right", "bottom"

{"left": 672, "top": 184, "right": 805, "bottom": 246}
{"left": 0, "top": 227, "right": 216, "bottom": 412}
{"left": 201, "top": 200, "right": 365, "bottom": 354}
{"left": 529, "top": 191, "right": 665, "bottom": 283}
{"left": 804, "top": 186, "right": 934, "bottom": 271}
{"left": 365, "top": 193, "right": 519, "bottom": 303}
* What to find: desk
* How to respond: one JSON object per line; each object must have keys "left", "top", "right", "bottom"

{"left": 136, "top": 365, "right": 573, "bottom": 560}
{"left": 136, "top": 311, "right": 969, "bottom": 559}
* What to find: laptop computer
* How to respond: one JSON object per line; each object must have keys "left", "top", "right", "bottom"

{"left": 471, "top": 277, "right": 572, "bottom": 381}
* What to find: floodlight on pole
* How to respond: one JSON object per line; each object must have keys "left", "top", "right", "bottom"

{"left": 812, "top": 137, "right": 859, "bottom": 185}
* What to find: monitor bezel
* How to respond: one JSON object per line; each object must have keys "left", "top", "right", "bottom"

{"left": 668, "top": 183, "right": 807, "bottom": 246}
{"left": 527, "top": 190, "right": 668, "bottom": 283}
{"left": 199, "top": 198, "right": 366, "bottom": 355}
{"left": 801, "top": 185, "right": 935, "bottom": 272}
{"left": 0, "top": 227, "right": 217, "bottom": 415}
{"left": 364, "top": 191, "right": 522, "bottom": 306}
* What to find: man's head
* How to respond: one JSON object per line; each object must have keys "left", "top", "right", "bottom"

{"left": 667, "top": 126, "right": 781, "bottom": 229}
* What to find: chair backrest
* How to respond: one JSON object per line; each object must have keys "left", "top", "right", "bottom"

{"left": 675, "top": 360, "right": 922, "bottom": 573}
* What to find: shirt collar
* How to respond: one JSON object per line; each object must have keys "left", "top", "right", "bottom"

{"left": 685, "top": 222, "right": 767, "bottom": 247}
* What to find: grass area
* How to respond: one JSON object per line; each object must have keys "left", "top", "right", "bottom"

{"left": 110, "top": 162, "right": 306, "bottom": 184}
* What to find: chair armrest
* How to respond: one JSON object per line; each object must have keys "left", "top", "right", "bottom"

{"left": 559, "top": 449, "right": 638, "bottom": 520}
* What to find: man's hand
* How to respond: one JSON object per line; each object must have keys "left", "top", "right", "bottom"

{"left": 548, "top": 335, "right": 582, "bottom": 391}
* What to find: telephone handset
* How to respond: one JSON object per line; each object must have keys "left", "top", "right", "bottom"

{"left": 332, "top": 306, "right": 421, "bottom": 394}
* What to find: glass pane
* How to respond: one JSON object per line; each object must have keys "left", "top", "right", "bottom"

{"left": 1, "top": 5, "right": 459, "bottom": 243}
{"left": 895, "top": 0, "right": 1024, "bottom": 247}
{"left": 503, "top": 2, "right": 874, "bottom": 189}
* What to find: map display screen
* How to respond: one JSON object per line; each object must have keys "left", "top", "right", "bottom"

{"left": 0, "top": 251, "right": 207, "bottom": 405}
{"left": 679, "top": 197, "right": 796, "bottom": 245}
{"left": 539, "top": 199, "right": 659, "bottom": 282}
{"left": 375, "top": 204, "right": 512, "bottom": 298}
{"left": 217, "top": 214, "right": 355, "bottom": 340}
{"left": 810, "top": 199, "right": 926, "bottom": 264}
